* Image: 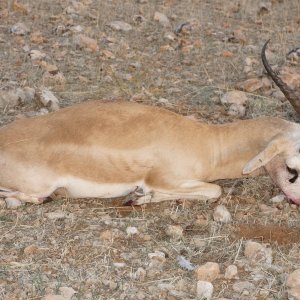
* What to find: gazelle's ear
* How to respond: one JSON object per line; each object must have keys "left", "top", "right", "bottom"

{"left": 243, "top": 135, "right": 288, "bottom": 174}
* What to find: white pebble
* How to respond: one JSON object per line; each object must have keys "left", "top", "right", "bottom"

{"left": 126, "top": 226, "right": 139, "bottom": 235}
{"left": 196, "top": 281, "right": 213, "bottom": 299}
{"left": 45, "top": 210, "right": 67, "bottom": 220}
{"left": 153, "top": 12, "right": 170, "bottom": 27}
{"left": 270, "top": 194, "right": 285, "bottom": 203}
{"left": 244, "top": 241, "right": 272, "bottom": 265}
{"left": 59, "top": 287, "right": 77, "bottom": 300}
{"left": 224, "top": 265, "right": 238, "bottom": 279}
{"left": 165, "top": 224, "right": 183, "bottom": 239}
{"left": 213, "top": 205, "right": 232, "bottom": 223}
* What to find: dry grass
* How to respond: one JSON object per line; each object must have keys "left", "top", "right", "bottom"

{"left": 1, "top": 0, "right": 300, "bottom": 299}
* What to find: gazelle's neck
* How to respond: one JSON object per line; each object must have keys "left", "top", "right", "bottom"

{"left": 204, "top": 117, "right": 291, "bottom": 181}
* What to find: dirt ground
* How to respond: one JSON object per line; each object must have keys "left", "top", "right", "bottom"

{"left": 1, "top": 0, "right": 300, "bottom": 299}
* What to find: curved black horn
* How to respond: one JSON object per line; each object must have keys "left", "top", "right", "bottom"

{"left": 261, "top": 40, "right": 300, "bottom": 115}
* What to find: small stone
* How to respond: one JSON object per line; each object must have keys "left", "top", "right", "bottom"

{"left": 195, "top": 215, "right": 209, "bottom": 226}
{"left": 13, "top": 2, "right": 29, "bottom": 14}
{"left": 118, "top": 72, "right": 132, "bottom": 81}
{"left": 232, "top": 29, "right": 247, "bottom": 44}
{"left": 30, "top": 49, "right": 47, "bottom": 60}
{"left": 160, "top": 45, "right": 174, "bottom": 52}
{"left": 271, "top": 89, "right": 285, "bottom": 101}
{"left": 244, "top": 65, "right": 252, "bottom": 74}
{"left": 220, "top": 90, "right": 248, "bottom": 106}
{"left": 244, "top": 241, "right": 272, "bottom": 264}
{"left": 39, "top": 89, "right": 60, "bottom": 111}
{"left": 280, "top": 67, "right": 300, "bottom": 90}
{"left": 148, "top": 251, "right": 165, "bottom": 261}
{"left": 70, "top": 25, "right": 84, "bottom": 33}
{"left": 36, "top": 108, "right": 49, "bottom": 116}
{"left": 0, "top": 87, "right": 34, "bottom": 107}
{"left": 11, "top": 22, "right": 30, "bottom": 35}
{"left": 287, "top": 269, "right": 300, "bottom": 288}
{"left": 259, "top": 204, "right": 278, "bottom": 215}
{"left": 133, "top": 15, "right": 147, "bottom": 25}
{"left": 100, "top": 229, "right": 113, "bottom": 241}
{"left": 261, "top": 77, "right": 272, "bottom": 89}
{"left": 154, "top": 12, "right": 170, "bottom": 27}
{"left": 129, "top": 62, "right": 141, "bottom": 69}
{"left": 165, "top": 225, "right": 183, "bottom": 239}
{"left": 196, "top": 281, "right": 213, "bottom": 299}
{"left": 158, "top": 97, "right": 172, "bottom": 107}
{"left": 45, "top": 210, "right": 67, "bottom": 220}
{"left": 39, "top": 61, "right": 59, "bottom": 74}
{"left": 30, "top": 31, "right": 47, "bottom": 44}
{"left": 102, "top": 49, "right": 115, "bottom": 59}
{"left": 258, "top": 0, "right": 272, "bottom": 15}
{"left": 148, "top": 251, "right": 166, "bottom": 269}
{"left": 19, "top": 87, "right": 35, "bottom": 103}
{"left": 232, "top": 281, "right": 255, "bottom": 293}
{"left": 213, "top": 205, "right": 232, "bottom": 223}
{"left": 5, "top": 197, "right": 23, "bottom": 209}
{"left": 107, "top": 21, "right": 132, "bottom": 32}
{"left": 24, "top": 244, "right": 39, "bottom": 256}
{"left": 74, "top": 34, "right": 99, "bottom": 52}
{"left": 113, "top": 262, "right": 126, "bottom": 268}
{"left": 42, "top": 72, "right": 66, "bottom": 86}
{"left": 192, "top": 236, "right": 206, "bottom": 248}
{"left": 223, "top": 50, "right": 234, "bottom": 58}
{"left": 228, "top": 103, "right": 246, "bottom": 117}
{"left": 181, "top": 44, "right": 194, "bottom": 53}
{"left": 133, "top": 267, "right": 146, "bottom": 281}
{"left": 143, "top": 234, "right": 151, "bottom": 241}
{"left": 288, "top": 285, "right": 300, "bottom": 300}
{"left": 236, "top": 78, "right": 263, "bottom": 92}
{"left": 195, "top": 262, "right": 220, "bottom": 282}
{"left": 224, "top": 265, "right": 238, "bottom": 279}
{"left": 164, "top": 32, "right": 176, "bottom": 41}
{"left": 59, "top": 287, "right": 76, "bottom": 300}
{"left": 126, "top": 226, "right": 139, "bottom": 235}
{"left": 270, "top": 194, "right": 285, "bottom": 203}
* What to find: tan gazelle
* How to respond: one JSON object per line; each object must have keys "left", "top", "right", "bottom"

{"left": 1, "top": 40, "right": 300, "bottom": 207}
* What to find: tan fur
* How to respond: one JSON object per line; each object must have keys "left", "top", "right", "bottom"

{"left": 1, "top": 100, "right": 299, "bottom": 206}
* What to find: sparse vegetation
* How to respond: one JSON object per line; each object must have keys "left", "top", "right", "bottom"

{"left": 1, "top": 0, "right": 300, "bottom": 299}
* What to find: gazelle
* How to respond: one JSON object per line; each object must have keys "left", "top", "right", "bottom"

{"left": 1, "top": 40, "right": 300, "bottom": 207}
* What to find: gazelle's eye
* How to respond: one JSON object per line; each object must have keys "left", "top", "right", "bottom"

{"left": 287, "top": 166, "right": 298, "bottom": 183}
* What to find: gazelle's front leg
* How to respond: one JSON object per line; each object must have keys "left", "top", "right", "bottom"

{"left": 129, "top": 181, "right": 222, "bottom": 205}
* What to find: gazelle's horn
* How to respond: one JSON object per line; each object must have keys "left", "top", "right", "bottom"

{"left": 262, "top": 39, "right": 300, "bottom": 115}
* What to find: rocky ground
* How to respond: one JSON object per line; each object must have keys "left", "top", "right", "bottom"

{"left": 1, "top": 0, "right": 300, "bottom": 299}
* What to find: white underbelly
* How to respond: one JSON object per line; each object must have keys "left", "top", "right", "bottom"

{"left": 59, "top": 176, "right": 145, "bottom": 198}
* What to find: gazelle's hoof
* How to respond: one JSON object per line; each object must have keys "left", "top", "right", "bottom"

{"left": 5, "top": 197, "right": 23, "bottom": 209}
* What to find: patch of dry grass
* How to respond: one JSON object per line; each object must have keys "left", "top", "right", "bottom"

{"left": 1, "top": 0, "right": 300, "bottom": 299}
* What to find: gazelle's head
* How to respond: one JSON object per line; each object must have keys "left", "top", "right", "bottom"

{"left": 243, "top": 40, "right": 300, "bottom": 204}
{"left": 243, "top": 129, "right": 300, "bottom": 204}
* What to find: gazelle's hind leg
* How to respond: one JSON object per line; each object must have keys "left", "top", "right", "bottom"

{"left": 128, "top": 180, "right": 222, "bottom": 205}
{"left": 0, "top": 190, "right": 47, "bottom": 204}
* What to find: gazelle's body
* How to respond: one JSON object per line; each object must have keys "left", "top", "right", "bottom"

{"left": 2, "top": 40, "right": 300, "bottom": 207}
{"left": 1, "top": 100, "right": 300, "bottom": 205}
